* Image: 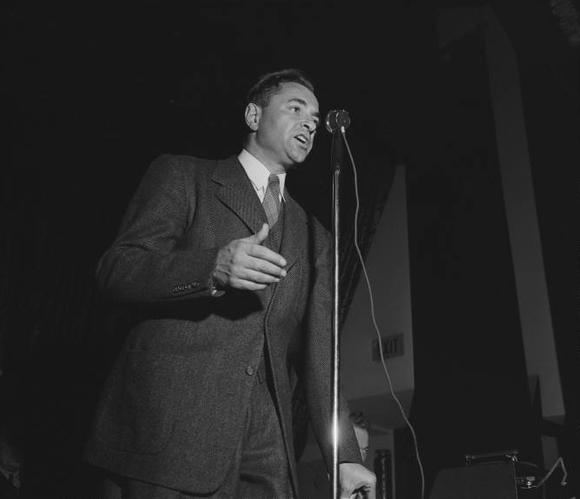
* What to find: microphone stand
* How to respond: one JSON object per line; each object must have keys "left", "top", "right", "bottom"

{"left": 326, "top": 110, "right": 351, "bottom": 499}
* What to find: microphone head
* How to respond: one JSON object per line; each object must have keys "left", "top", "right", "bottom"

{"left": 325, "top": 109, "right": 351, "bottom": 133}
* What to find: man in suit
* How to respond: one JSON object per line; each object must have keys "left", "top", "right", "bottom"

{"left": 85, "top": 68, "right": 376, "bottom": 498}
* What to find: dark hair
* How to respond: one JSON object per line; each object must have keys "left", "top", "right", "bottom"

{"left": 349, "top": 411, "right": 370, "bottom": 431}
{"left": 246, "top": 68, "right": 315, "bottom": 108}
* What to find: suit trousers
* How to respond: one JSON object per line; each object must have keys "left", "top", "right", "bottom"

{"left": 100, "top": 357, "right": 294, "bottom": 499}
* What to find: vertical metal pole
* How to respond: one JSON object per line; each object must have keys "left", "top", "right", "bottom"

{"left": 330, "top": 131, "right": 342, "bottom": 499}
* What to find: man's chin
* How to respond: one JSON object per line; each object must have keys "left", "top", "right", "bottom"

{"left": 287, "top": 153, "right": 310, "bottom": 170}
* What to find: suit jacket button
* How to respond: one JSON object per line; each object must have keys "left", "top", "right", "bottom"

{"left": 245, "top": 366, "right": 255, "bottom": 376}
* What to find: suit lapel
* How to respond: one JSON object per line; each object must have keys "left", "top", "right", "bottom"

{"left": 212, "top": 156, "right": 266, "bottom": 234}
{"left": 211, "top": 156, "right": 307, "bottom": 271}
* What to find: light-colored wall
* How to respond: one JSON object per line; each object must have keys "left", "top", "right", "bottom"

{"left": 341, "top": 164, "right": 415, "bottom": 429}
{"left": 438, "top": 2, "right": 565, "bottom": 425}
{"left": 482, "top": 5, "right": 565, "bottom": 423}
{"left": 301, "top": 4, "right": 567, "bottom": 487}
{"left": 298, "top": 164, "right": 412, "bottom": 499}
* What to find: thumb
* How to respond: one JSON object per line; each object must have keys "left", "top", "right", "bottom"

{"left": 248, "top": 223, "right": 269, "bottom": 244}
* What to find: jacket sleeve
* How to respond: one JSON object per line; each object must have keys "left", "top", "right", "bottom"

{"left": 96, "top": 154, "right": 219, "bottom": 304}
{"left": 302, "top": 217, "right": 362, "bottom": 470}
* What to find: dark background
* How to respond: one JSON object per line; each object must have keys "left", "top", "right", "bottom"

{"left": 2, "top": 1, "right": 578, "bottom": 497}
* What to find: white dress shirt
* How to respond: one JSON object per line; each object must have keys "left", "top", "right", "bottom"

{"left": 238, "top": 149, "right": 286, "bottom": 203}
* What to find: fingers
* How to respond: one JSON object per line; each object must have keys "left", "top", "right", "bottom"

{"left": 232, "top": 265, "right": 283, "bottom": 285}
{"left": 339, "top": 463, "right": 376, "bottom": 499}
{"left": 247, "top": 244, "right": 287, "bottom": 269}
{"left": 213, "top": 227, "right": 288, "bottom": 291}
{"left": 245, "top": 224, "right": 287, "bottom": 264}
{"left": 228, "top": 278, "right": 268, "bottom": 291}
{"left": 358, "top": 485, "right": 375, "bottom": 499}
{"left": 246, "top": 259, "right": 286, "bottom": 280}
{"left": 341, "top": 485, "right": 374, "bottom": 499}
{"left": 246, "top": 223, "right": 269, "bottom": 244}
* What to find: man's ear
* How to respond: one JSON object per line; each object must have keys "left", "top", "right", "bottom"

{"left": 244, "top": 103, "right": 261, "bottom": 131}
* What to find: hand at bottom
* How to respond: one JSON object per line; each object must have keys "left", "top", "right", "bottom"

{"left": 339, "top": 462, "right": 376, "bottom": 498}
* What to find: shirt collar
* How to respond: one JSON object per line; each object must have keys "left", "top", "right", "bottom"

{"left": 238, "top": 149, "right": 286, "bottom": 200}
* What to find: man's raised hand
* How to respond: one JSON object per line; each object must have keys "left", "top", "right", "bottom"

{"left": 212, "top": 223, "right": 287, "bottom": 291}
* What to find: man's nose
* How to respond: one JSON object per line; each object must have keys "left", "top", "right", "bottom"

{"left": 302, "top": 119, "right": 316, "bottom": 133}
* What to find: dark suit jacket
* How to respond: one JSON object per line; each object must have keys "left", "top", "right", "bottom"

{"left": 84, "top": 154, "right": 361, "bottom": 494}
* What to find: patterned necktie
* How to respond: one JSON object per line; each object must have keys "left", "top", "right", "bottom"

{"left": 262, "top": 174, "right": 281, "bottom": 227}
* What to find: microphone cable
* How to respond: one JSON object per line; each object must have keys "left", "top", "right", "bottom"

{"left": 340, "top": 127, "right": 426, "bottom": 499}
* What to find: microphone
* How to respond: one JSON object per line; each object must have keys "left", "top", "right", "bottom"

{"left": 325, "top": 109, "right": 351, "bottom": 133}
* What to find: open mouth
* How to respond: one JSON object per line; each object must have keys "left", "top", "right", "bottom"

{"left": 295, "top": 134, "right": 309, "bottom": 147}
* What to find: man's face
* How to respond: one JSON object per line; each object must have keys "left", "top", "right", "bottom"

{"left": 248, "top": 82, "right": 320, "bottom": 172}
